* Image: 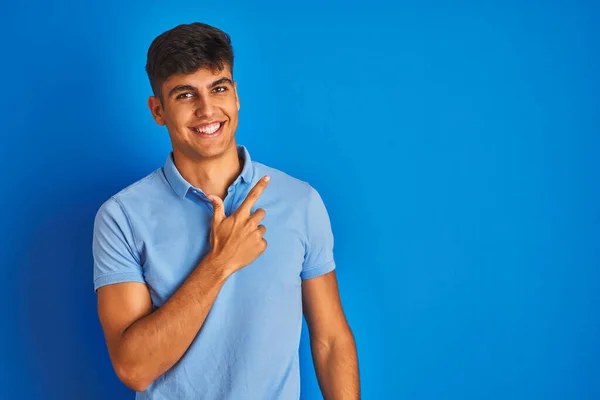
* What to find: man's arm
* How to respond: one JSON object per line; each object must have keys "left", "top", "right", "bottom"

{"left": 96, "top": 176, "right": 271, "bottom": 392}
{"left": 97, "top": 254, "right": 226, "bottom": 392}
{"left": 302, "top": 270, "right": 360, "bottom": 399}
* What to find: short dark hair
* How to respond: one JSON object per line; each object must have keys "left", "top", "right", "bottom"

{"left": 145, "top": 22, "right": 234, "bottom": 100}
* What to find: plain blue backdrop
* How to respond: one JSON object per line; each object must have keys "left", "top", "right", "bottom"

{"left": 1, "top": 0, "right": 599, "bottom": 399}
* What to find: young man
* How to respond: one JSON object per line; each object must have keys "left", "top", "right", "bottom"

{"left": 93, "top": 22, "right": 359, "bottom": 399}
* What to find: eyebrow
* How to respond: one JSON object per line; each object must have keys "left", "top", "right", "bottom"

{"left": 168, "top": 77, "right": 234, "bottom": 98}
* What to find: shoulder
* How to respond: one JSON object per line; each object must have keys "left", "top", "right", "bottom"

{"left": 95, "top": 168, "right": 167, "bottom": 220}
{"left": 252, "top": 161, "right": 316, "bottom": 201}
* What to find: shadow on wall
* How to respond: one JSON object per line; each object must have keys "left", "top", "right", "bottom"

{"left": 20, "top": 195, "right": 134, "bottom": 399}
{"left": 14, "top": 45, "right": 140, "bottom": 399}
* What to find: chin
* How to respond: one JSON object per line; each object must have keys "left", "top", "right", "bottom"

{"left": 197, "top": 139, "right": 235, "bottom": 159}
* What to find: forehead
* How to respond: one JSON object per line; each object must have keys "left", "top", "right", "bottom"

{"left": 162, "top": 65, "right": 233, "bottom": 91}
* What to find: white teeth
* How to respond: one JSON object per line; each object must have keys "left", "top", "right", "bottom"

{"left": 195, "top": 122, "right": 221, "bottom": 134}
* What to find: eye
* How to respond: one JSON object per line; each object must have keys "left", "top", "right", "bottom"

{"left": 176, "top": 92, "right": 195, "bottom": 99}
{"left": 212, "top": 86, "right": 228, "bottom": 93}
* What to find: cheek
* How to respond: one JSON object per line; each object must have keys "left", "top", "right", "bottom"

{"left": 167, "top": 107, "right": 193, "bottom": 127}
{"left": 226, "top": 104, "right": 239, "bottom": 122}
{"left": 227, "top": 113, "right": 238, "bottom": 131}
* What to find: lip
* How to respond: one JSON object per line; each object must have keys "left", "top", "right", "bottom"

{"left": 189, "top": 121, "right": 225, "bottom": 138}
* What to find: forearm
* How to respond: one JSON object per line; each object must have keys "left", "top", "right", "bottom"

{"left": 115, "top": 254, "right": 229, "bottom": 390}
{"left": 312, "top": 333, "right": 360, "bottom": 400}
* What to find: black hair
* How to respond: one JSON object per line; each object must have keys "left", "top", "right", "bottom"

{"left": 145, "top": 22, "right": 234, "bottom": 101}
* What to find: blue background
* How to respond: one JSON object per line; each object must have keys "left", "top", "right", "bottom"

{"left": 1, "top": 1, "right": 599, "bottom": 399}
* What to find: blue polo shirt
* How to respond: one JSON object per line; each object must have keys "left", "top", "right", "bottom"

{"left": 92, "top": 144, "right": 336, "bottom": 399}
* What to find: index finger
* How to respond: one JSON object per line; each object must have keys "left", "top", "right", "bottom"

{"left": 236, "top": 175, "right": 270, "bottom": 216}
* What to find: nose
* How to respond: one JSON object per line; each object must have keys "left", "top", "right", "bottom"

{"left": 194, "top": 94, "right": 216, "bottom": 118}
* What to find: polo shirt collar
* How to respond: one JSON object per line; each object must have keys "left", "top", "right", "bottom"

{"left": 163, "top": 144, "right": 254, "bottom": 199}
{"left": 237, "top": 144, "right": 254, "bottom": 184}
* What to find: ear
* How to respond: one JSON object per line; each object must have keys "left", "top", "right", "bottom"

{"left": 148, "top": 96, "right": 166, "bottom": 125}
{"left": 234, "top": 81, "right": 240, "bottom": 111}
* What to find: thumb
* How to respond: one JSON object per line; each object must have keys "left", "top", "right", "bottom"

{"left": 207, "top": 195, "right": 226, "bottom": 226}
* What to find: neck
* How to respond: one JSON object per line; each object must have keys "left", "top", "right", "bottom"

{"left": 173, "top": 145, "right": 242, "bottom": 200}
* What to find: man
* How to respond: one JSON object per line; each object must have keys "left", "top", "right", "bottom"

{"left": 93, "top": 22, "right": 359, "bottom": 399}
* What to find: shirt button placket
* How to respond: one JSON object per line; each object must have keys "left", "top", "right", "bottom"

{"left": 225, "top": 186, "right": 235, "bottom": 216}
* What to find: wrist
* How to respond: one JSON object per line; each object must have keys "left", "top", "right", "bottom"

{"left": 202, "top": 251, "right": 233, "bottom": 281}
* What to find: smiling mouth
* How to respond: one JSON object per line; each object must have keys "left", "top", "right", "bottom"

{"left": 189, "top": 121, "right": 225, "bottom": 137}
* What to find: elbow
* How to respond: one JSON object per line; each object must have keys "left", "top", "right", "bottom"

{"left": 114, "top": 362, "right": 153, "bottom": 392}
{"left": 312, "top": 330, "right": 356, "bottom": 355}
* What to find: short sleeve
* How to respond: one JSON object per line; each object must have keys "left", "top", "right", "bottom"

{"left": 92, "top": 197, "right": 146, "bottom": 291}
{"left": 301, "top": 186, "right": 336, "bottom": 280}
